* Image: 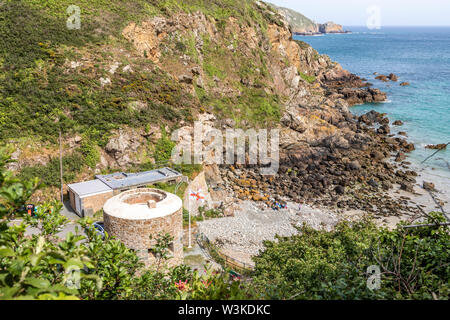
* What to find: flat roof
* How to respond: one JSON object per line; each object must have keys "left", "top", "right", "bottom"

{"left": 95, "top": 167, "right": 182, "bottom": 190}
{"left": 68, "top": 179, "right": 112, "bottom": 197}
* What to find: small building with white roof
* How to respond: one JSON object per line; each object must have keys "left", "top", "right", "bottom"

{"left": 67, "top": 167, "right": 182, "bottom": 217}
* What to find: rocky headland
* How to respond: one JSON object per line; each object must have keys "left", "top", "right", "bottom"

{"left": 269, "top": 3, "right": 350, "bottom": 35}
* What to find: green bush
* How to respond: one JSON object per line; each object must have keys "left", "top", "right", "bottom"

{"left": 252, "top": 217, "right": 450, "bottom": 300}
{"left": 80, "top": 136, "right": 100, "bottom": 169}
{"left": 18, "top": 152, "right": 85, "bottom": 187}
{"left": 153, "top": 128, "right": 176, "bottom": 164}
{"left": 300, "top": 72, "right": 316, "bottom": 84}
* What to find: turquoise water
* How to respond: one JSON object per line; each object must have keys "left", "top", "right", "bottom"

{"left": 296, "top": 27, "right": 450, "bottom": 177}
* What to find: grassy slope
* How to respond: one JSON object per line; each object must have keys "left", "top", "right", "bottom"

{"left": 0, "top": 0, "right": 288, "bottom": 190}
{"left": 0, "top": 0, "right": 284, "bottom": 141}
{"left": 0, "top": 0, "right": 197, "bottom": 143}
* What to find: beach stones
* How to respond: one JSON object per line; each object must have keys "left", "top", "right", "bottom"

{"left": 395, "top": 152, "right": 406, "bottom": 162}
{"left": 347, "top": 160, "right": 361, "bottom": 171}
{"left": 371, "top": 150, "right": 385, "bottom": 160}
{"left": 423, "top": 181, "right": 435, "bottom": 191}
{"left": 377, "top": 124, "right": 390, "bottom": 134}
{"left": 368, "top": 178, "right": 379, "bottom": 188}
{"left": 400, "top": 182, "right": 414, "bottom": 193}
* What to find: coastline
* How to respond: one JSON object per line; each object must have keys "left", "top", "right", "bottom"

{"left": 294, "top": 31, "right": 352, "bottom": 36}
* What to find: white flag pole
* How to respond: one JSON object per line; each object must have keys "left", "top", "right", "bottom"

{"left": 188, "top": 189, "right": 192, "bottom": 248}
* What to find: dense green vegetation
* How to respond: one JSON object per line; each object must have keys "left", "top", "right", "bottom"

{"left": 0, "top": 0, "right": 281, "bottom": 143}
{"left": 153, "top": 127, "right": 176, "bottom": 163}
{"left": 18, "top": 151, "right": 85, "bottom": 187}
{"left": 253, "top": 217, "right": 450, "bottom": 300}
{"left": 0, "top": 0, "right": 196, "bottom": 143}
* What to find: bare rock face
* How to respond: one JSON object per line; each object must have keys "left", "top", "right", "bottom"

{"left": 281, "top": 107, "right": 308, "bottom": 133}
{"left": 122, "top": 12, "right": 215, "bottom": 65}
{"left": 105, "top": 129, "right": 147, "bottom": 167}
{"left": 122, "top": 20, "right": 163, "bottom": 63}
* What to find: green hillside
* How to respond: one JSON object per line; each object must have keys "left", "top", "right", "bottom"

{"left": 0, "top": 0, "right": 282, "bottom": 144}
{"left": 268, "top": 2, "right": 318, "bottom": 34}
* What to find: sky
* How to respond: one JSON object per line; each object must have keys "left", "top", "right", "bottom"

{"left": 268, "top": 0, "right": 450, "bottom": 26}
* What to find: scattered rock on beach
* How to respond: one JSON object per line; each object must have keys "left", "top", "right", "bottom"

{"left": 423, "top": 181, "right": 435, "bottom": 191}
{"left": 400, "top": 182, "right": 414, "bottom": 193}
{"left": 377, "top": 124, "right": 390, "bottom": 134}
{"left": 395, "top": 152, "right": 406, "bottom": 162}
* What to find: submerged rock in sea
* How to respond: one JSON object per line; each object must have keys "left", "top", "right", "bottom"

{"left": 388, "top": 73, "right": 398, "bottom": 81}
{"left": 375, "top": 74, "right": 389, "bottom": 82}
{"left": 425, "top": 143, "right": 447, "bottom": 150}
{"left": 393, "top": 120, "right": 404, "bottom": 126}
{"left": 400, "top": 82, "right": 410, "bottom": 86}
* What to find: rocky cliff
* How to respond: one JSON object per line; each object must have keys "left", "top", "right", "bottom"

{"left": 2, "top": 0, "right": 418, "bottom": 220}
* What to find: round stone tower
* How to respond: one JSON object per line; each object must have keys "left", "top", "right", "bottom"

{"left": 103, "top": 188, "right": 183, "bottom": 266}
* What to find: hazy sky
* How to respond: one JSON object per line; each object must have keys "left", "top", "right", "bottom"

{"left": 268, "top": 0, "right": 450, "bottom": 26}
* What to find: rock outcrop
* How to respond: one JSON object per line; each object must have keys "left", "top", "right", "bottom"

{"left": 319, "top": 22, "right": 344, "bottom": 34}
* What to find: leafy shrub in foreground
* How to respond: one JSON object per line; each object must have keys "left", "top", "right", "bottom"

{"left": 252, "top": 216, "right": 450, "bottom": 300}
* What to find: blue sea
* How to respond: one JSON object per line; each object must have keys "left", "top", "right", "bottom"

{"left": 296, "top": 26, "right": 450, "bottom": 182}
